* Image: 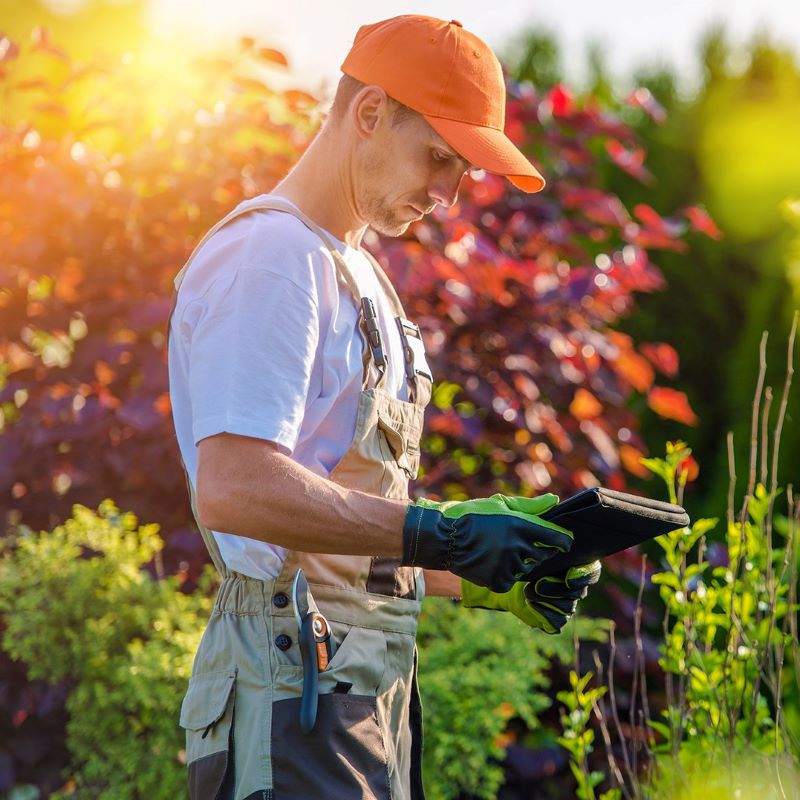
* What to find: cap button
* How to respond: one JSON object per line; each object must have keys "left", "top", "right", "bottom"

{"left": 449, "top": 19, "right": 463, "bottom": 27}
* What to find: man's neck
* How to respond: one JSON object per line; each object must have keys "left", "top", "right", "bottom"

{"left": 270, "top": 130, "right": 368, "bottom": 250}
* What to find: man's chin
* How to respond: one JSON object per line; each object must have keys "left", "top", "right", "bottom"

{"left": 369, "top": 218, "right": 412, "bottom": 238}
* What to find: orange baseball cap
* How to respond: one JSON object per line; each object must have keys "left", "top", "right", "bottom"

{"left": 340, "top": 15, "right": 545, "bottom": 193}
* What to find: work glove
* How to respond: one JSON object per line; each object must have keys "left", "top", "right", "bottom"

{"left": 460, "top": 560, "right": 602, "bottom": 634}
{"left": 401, "top": 493, "right": 573, "bottom": 593}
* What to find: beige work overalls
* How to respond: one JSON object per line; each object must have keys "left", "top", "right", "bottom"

{"left": 169, "top": 197, "right": 432, "bottom": 800}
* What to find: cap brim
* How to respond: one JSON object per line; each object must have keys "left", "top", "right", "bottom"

{"left": 423, "top": 114, "right": 546, "bottom": 193}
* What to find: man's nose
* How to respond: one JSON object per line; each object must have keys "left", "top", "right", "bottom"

{"left": 428, "top": 173, "right": 463, "bottom": 210}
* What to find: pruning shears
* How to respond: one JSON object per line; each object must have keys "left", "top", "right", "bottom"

{"left": 292, "top": 568, "right": 337, "bottom": 733}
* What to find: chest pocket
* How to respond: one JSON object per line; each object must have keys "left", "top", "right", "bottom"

{"left": 377, "top": 412, "right": 420, "bottom": 479}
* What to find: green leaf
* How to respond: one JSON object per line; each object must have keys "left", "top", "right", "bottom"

{"left": 639, "top": 457, "right": 670, "bottom": 482}
{"left": 431, "top": 380, "right": 462, "bottom": 410}
{"left": 589, "top": 770, "right": 606, "bottom": 787}
{"left": 652, "top": 573, "right": 681, "bottom": 590}
{"left": 648, "top": 720, "right": 672, "bottom": 739}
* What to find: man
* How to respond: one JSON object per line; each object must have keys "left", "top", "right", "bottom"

{"left": 167, "top": 15, "right": 600, "bottom": 800}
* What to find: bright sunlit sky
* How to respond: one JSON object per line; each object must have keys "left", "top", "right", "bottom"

{"left": 148, "top": 0, "right": 800, "bottom": 97}
{"left": 42, "top": 0, "right": 800, "bottom": 102}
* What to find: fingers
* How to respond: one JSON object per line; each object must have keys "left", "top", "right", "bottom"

{"left": 501, "top": 493, "right": 560, "bottom": 516}
{"left": 510, "top": 520, "right": 574, "bottom": 580}
{"left": 527, "top": 567, "right": 597, "bottom": 601}
{"left": 528, "top": 575, "right": 577, "bottom": 601}
{"left": 524, "top": 593, "right": 573, "bottom": 633}
{"left": 519, "top": 561, "right": 601, "bottom": 634}
{"left": 533, "top": 524, "right": 574, "bottom": 553}
{"left": 565, "top": 560, "right": 602, "bottom": 589}
{"left": 529, "top": 560, "right": 602, "bottom": 595}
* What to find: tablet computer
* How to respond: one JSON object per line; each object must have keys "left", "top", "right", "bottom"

{"left": 526, "top": 487, "right": 690, "bottom": 581}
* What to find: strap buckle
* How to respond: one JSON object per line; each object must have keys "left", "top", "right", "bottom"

{"left": 396, "top": 317, "right": 433, "bottom": 382}
{"left": 360, "top": 297, "right": 386, "bottom": 371}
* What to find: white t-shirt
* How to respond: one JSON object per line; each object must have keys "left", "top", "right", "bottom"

{"left": 167, "top": 194, "right": 408, "bottom": 579}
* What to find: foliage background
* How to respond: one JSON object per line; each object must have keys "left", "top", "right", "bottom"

{"left": 504, "top": 24, "right": 800, "bottom": 521}
{"left": 1, "top": 1, "right": 798, "bottom": 798}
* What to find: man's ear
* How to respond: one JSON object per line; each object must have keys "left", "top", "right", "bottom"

{"left": 350, "top": 85, "right": 391, "bottom": 140}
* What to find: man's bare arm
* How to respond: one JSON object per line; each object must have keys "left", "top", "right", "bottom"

{"left": 198, "top": 433, "right": 465, "bottom": 597}
{"left": 421, "top": 569, "right": 462, "bottom": 598}
{"left": 196, "top": 432, "right": 408, "bottom": 558}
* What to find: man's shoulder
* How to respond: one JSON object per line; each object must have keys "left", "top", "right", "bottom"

{"left": 246, "top": 202, "right": 331, "bottom": 252}
{"left": 181, "top": 199, "right": 338, "bottom": 303}
{"left": 220, "top": 196, "right": 336, "bottom": 266}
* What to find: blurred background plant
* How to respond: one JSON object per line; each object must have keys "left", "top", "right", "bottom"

{"left": 505, "top": 24, "right": 800, "bottom": 523}
{"left": 1, "top": 0, "right": 798, "bottom": 797}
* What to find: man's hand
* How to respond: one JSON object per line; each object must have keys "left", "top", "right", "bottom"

{"left": 400, "top": 493, "right": 573, "bottom": 593}
{"left": 460, "top": 561, "right": 602, "bottom": 634}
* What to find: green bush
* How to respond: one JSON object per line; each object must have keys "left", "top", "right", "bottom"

{"left": 417, "top": 597, "right": 608, "bottom": 800}
{"left": 0, "top": 501, "right": 215, "bottom": 799}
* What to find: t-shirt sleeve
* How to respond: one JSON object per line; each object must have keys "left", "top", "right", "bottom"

{"left": 185, "top": 266, "right": 320, "bottom": 455}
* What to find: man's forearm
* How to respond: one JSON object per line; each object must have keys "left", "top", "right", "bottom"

{"left": 422, "top": 570, "right": 462, "bottom": 598}
{"left": 197, "top": 434, "right": 407, "bottom": 558}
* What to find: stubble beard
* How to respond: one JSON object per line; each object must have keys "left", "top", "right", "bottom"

{"left": 361, "top": 188, "right": 410, "bottom": 238}
{"left": 359, "top": 151, "right": 410, "bottom": 238}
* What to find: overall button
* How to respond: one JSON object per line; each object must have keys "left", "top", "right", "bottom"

{"left": 275, "top": 634, "right": 292, "bottom": 651}
{"left": 273, "top": 592, "right": 289, "bottom": 609}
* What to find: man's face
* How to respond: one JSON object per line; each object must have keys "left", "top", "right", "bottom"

{"left": 355, "top": 106, "right": 473, "bottom": 237}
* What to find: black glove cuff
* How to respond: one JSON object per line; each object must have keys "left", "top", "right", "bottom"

{"left": 401, "top": 505, "right": 452, "bottom": 569}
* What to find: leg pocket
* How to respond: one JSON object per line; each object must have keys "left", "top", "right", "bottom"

{"left": 271, "top": 627, "right": 391, "bottom": 798}
{"left": 179, "top": 668, "right": 237, "bottom": 800}
{"left": 272, "top": 694, "right": 390, "bottom": 800}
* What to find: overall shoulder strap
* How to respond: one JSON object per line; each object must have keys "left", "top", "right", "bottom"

{"left": 359, "top": 248, "right": 407, "bottom": 321}
{"left": 359, "top": 248, "right": 432, "bottom": 407}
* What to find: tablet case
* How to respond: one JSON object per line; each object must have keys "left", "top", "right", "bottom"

{"left": 526, "top": 487, "right": 690, "bottom": 581}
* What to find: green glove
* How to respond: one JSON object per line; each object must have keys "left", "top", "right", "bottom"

{"left": 460, "top": 561, "right": 602, "bottom": 634}
{"left": 402, "top": 493, "right": 574, "bottom": 593}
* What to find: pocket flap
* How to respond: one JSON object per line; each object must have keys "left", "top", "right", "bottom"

{"left": 179, "top": 668, "right": 237, "bottom": 731}
{"left": 319, "top": 625, "right": 387, "bottom": 696}
{"left": 377, "top": 413, "right": 417, "bottom": 476}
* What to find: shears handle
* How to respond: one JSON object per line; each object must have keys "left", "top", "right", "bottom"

{"left": 312, "top": 614, "right": 334, "bottom": 669}
{"left": 298, "top": 612, "right": 337, "bottom": 733}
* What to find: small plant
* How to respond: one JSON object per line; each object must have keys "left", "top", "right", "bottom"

{"left": 558, "top": 665, "right": 622, "bottom": 800}
{"left": 645, "top": 315, "right": 799, "bottom": 792}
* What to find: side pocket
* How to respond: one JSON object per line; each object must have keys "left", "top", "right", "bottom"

{"left": 318, "top": 624, "right": 387, "bottom": 696}
{"left": 179, "top": 668, "right": 237, "bottom": 800}
{"left": 272, "top": 624, "right": 387, "bottom": 701}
